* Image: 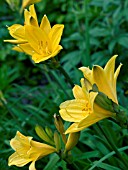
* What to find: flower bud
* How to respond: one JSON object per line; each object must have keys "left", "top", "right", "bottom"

{"left": 45, "top": 126, "right": 53, "bottom": 139}
{"left": 65, "top": 132, "right": 80, "bottom": 152}
{"left": 54, "top": 131, "right": 61, "bottom": 152}
{"left": 35, "top": 125, "right": 54, "bottom": 145}
{"left": 54, "top": 114, "right": 67, "bottom": 144}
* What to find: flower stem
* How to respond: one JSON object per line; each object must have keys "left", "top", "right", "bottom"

{"left": 97, "top": 123, "right": 128, "bottom": 169}
{"left": 51, "top": 58, "right": 74, "bottom": 88}
{"left": 57, "top": 65, "right": 74, "bottom": 88}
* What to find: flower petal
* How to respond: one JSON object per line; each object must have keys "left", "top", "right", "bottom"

{"left": 79, "top": 67, "right": 93, "bottom": 84}
{"left": 14, "top": 43, "right": 34, "bottom": 55}
{"left": 8, "top": 152, "right": 31, "bottom": 167}
{"left": 65, "top": 122, "right": 83, "bottom": 134}
{"left": 24, "top": 4, "right": 38, "bottom": 26}
{"left": 29, "top": 161, "right": 36, "bottom": 170}
{"left": 73, "top": 85, "right": 86, "bottom": 99}
{"left": 40, "top": 15, "right": 51, "bottom": 34}
{"left": 25, "top": 25, "right": 48, "bottom": 54}
{"left": 31, "top": 45, "right": 62, "bottom": 63}
{"left": 49, "top": 24, "right": 64, "bottom": 51}
{"left": 4, "top": 39, "right": 27, "bottom": 44}
{"left": 93, "top": 65, "right": 117, "bottom": 103}
{"left": 59, "top": 99, "right": 90, "bottom": 122}
{"left": 78, "top": 113, "right": 109, "bottom": 129}
{"left": 8, "top": 24, "right": 25, "bottom": 40}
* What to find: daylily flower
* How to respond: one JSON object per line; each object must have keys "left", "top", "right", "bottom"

{"left": 22, "top": 0, "right": 41, "bottom": 10}
{"left": 4, "top": 4, "right": 64, "bottom": 63}
{"left": 16, "top": 21, "right": 64, "bottom": 63}
{"left": 8, "top": 131, "right": 56, "bottom": 170}
{"left": 59, "top": 55, "right": 122, "bottom": 133}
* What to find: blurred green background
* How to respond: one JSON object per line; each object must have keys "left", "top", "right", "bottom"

{"left": 0, "top": 0, "right": 128, "bottom": 169}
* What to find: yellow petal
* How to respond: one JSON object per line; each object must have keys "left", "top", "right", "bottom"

{"left": 14, "top": 43, "right": 34, "bottom": 55}
{"left": 94, "top": 103, "right": 115, "bottom": 118}
{"left": 32, "top": 45, "right": 62, "bottom": 63}
{"left": 40, "top": 15, "right": 51, "bottom": 34}
{"left": 27, "top": 141, "right": 56, "bottom": 160}
{"left": 8, "top": 24, "right": 25, "bottom": 40}
{"left": 4, "top": 39, "right": 27, "bottom": 44}
{"left": 22, "top": 0, "right": 41, "bottom": 9}
{"left": 8, "top": 152, "right": 31, "bottom": 167}
{"left": 89, "top": 91, "right": 98, "bottom": 111}
{"left": 59, "top": 99, "right": 90, "bottom": 122}
{"left": 49, "top": 24, "right": 64, "bottom": 51}
{"left": 104, "top": 55, "right": 118, "bottom": 83}
{"left": 78, "top": 113, "right": 108, "bottom": 129}
{"left": 73, "top": 85, "right": 86, "bottom": 99}
{"left": 65, "top": 122, "right": 83, "bottom": 134}
{"left": 79, "top": 67, "right": 93, "bottom": 84}
{"left": 24, "top": 5, "right": 38, "bottom": 26}
{"left": 93, "top": 65, "right": 117, "bottom": 103}
{"left": 25, "top": 25, "right": 48, "bottom": 54}
{"left": 29, "top": 161, "right": 36, "bottom": 170}
{"left": 80, "top": 78, "right": 91, "bottom": 100}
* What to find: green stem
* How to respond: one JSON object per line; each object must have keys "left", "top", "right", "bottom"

{"left": 51, "top": 58, "right": 74, "bottom": 87}
{"left": 51, "top": 71, "right": 71, "bottom": 99}
{"left": 83, "top": 0, "right": 91, "bottom": 67}
{"left": 57, "top": 65, "right": 74, "bottom": 88}
{"left": 97, "top": 123, "right": 128, "bottom": 169}
{"left": 89, "top": 146, "right": 128, "bottom": 170}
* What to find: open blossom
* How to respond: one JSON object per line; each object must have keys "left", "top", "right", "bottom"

{"left": 59, "top": 55, "right": 122, "bottom": 134}
{"left": 4, "top": 4, "right": 64, "bottom": 63}
{"left": 22, "top": 0, "right": 41, "bottom": 10}
{"left": 8, "top": 131, "right": 56, "bottom": 170}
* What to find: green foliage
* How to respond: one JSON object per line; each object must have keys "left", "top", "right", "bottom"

{"left": 0, "top": 0, "right": 128, "bottom": 169}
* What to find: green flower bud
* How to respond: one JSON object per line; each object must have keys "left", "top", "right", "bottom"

{"left": 65, "top": 132, "right": 80, "bottom": 152}
{"left": 35, "top": 125, "right": 54, "bottom": 145}
{"left": 54, "top": 131, "right": 61, "bottom": 152}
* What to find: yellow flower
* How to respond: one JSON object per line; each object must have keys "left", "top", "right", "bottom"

{"left": 22, "top": 0, "right": 41, "bottom": 10}
{"left": 59, "top": 55, "right": 122, "bottom": 134}
{"left": 18, "top": 20, "right": 64, "bottom": 63}
{"left": 4, "top": 5, "right": 64, "bottom": 63}
{"left": 8, "top": 131, "right": 56, "bottom": 170}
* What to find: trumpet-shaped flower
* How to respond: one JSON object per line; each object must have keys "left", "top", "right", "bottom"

{"left": 8, "top": 131, "right": 56, "bottom": 170}
{"left": 17, "top": 22, "right": 64, "bottom": 63}
{"left": 4, "top": 5, "right": 64, "bottom": 63}
{"left": 59, "top": 55, "right": 122, "bottom": 134}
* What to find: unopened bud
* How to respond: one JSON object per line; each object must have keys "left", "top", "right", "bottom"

{"left": 35, "top": 125, "right": 54, "bottom": 145}
{"left": 45, "top": 126, "right": 53, "bottom": 139}
{"left": 54, "top": 114, "right": 65, "bottom": 133}
{"left": 54, "top": 114, "right": 67, "bottom": 144}
{"left": 54, "top": 131, "right": 61, "bottom": 152}
{"left": 65, "top": 132, "right": 80, "bottom": 152}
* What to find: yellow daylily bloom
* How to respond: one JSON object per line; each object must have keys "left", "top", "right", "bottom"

{"left": 59, "top": 56, "right": 122, "bottom": 134}
{"left": 8, "top": 131, "right": 56, "bottom": 170}
{"left": 80, "top": 55, "right": 122, "bottom": 104}
{"left": 22, "top": 0, "right": 41, "bottom": 10}
{"left": 4, "top": 4, "right": 64, "bottom": 63}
